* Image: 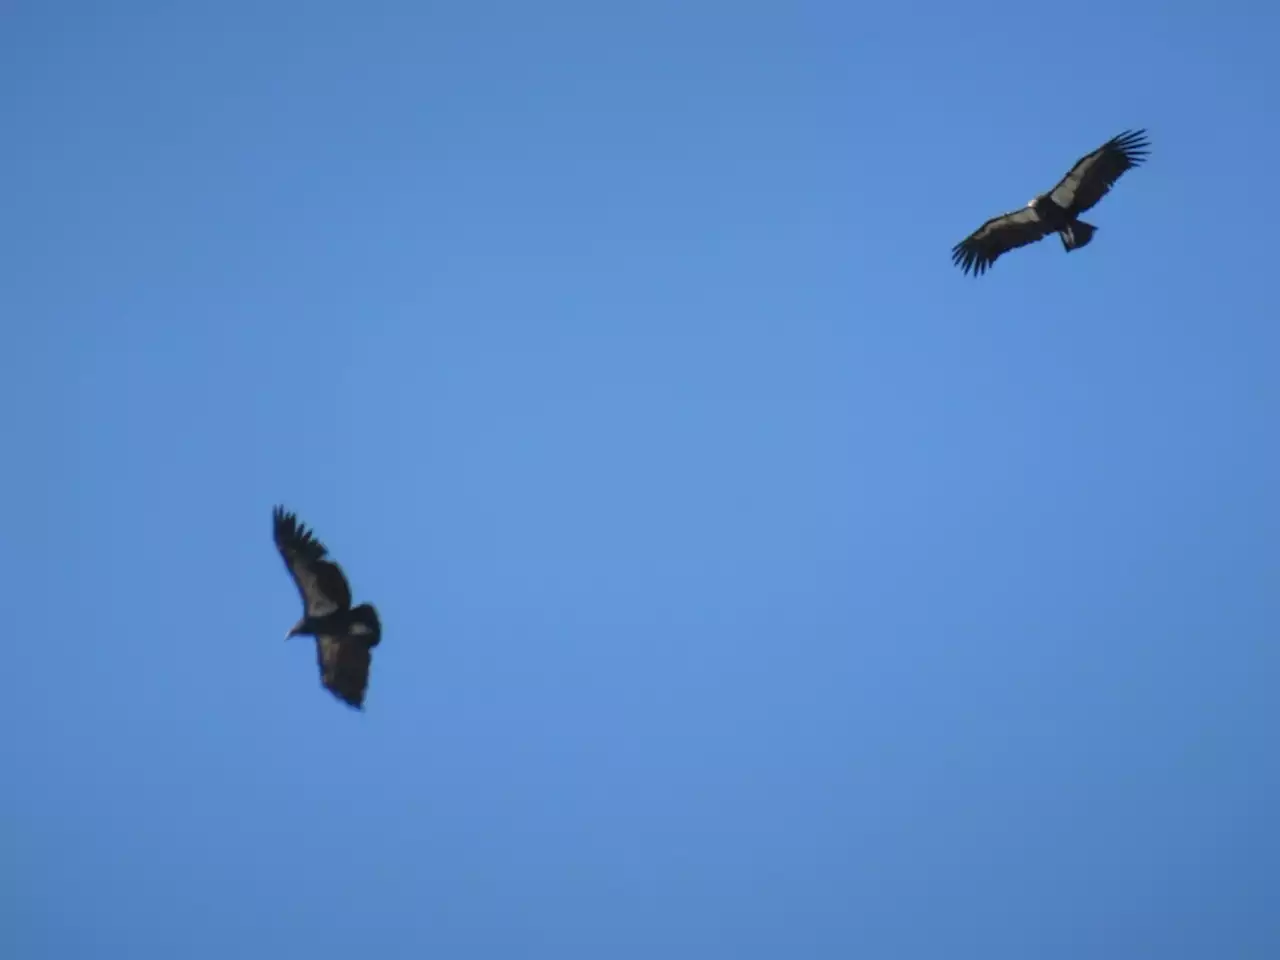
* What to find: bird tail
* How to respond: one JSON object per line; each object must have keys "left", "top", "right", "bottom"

{"left": 1060, "top": 220, "right": 1096, "bottom": 252}
{"left": 349, "top": 603, "right": 382, "bottom": 646}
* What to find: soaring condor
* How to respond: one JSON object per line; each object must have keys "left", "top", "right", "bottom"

{"left": 273, "top": 506, "right": 382, "bottom": 710}
{"left": 952, "top": 129, "right": 1150, "bottom": 277}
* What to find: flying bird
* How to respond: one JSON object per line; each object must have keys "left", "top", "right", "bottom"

{"left": 952, "top": 129, "right": 1150, "bottom": 277}
{"left": 273, "top": 506, "right": 382, "bottom": 710}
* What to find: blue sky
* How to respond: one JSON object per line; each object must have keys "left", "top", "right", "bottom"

{"left": 3, "top": 2, "right": 1278, "bottom": 957}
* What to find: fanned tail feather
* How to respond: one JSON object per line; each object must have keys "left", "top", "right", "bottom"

{"left": 1060, "top": 220, "right": 1096, "bottom": 251}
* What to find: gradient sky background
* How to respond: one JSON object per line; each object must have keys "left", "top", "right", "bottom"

{"left": 3, "top": 2, "right": 1278, "bottom": 957}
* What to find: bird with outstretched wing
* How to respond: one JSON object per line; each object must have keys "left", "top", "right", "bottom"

{"left": 273, "top": 506, "right": 382, "bottom": 709}
{"left": 952, "top": 129, "right": 1149, "bottom": 277}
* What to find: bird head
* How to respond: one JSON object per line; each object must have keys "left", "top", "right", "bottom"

{"left": 286, "top": 618, "right": 306, "bottom": 641}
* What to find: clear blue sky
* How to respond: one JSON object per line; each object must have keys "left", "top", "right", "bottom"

{"left": 4, "top": 2, "right": 1278, "bottom": 957}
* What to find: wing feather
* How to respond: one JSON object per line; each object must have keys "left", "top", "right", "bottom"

{"left": 272, "top": 506, "right": 352, "bottom": 618}
{"left": 1048, "top": 129, "right": 1149, "bottom": 215}
{"left": 951, "top": 206, "right": 1054, "bottom": 276}
{"left": 316, "top": 635, "right": 373, "bottom": 709}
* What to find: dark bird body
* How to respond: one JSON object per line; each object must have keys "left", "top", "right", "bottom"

{"left": 273, "top": 506, "right": 381, "bottom": 709}
{"left": 952, "top": 129, "right": 1150, "bottom": 277}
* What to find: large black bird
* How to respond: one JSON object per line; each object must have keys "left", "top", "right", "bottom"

{"left": 951, "top": 129, "right": 1150, "bottom": 276}
{"left": 273, "top": 506, "right": 382, "bottom": 710}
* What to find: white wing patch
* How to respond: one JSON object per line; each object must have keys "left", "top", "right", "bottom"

{"left": 1049, "top": 176, "right": 1082, "bottom": 208}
